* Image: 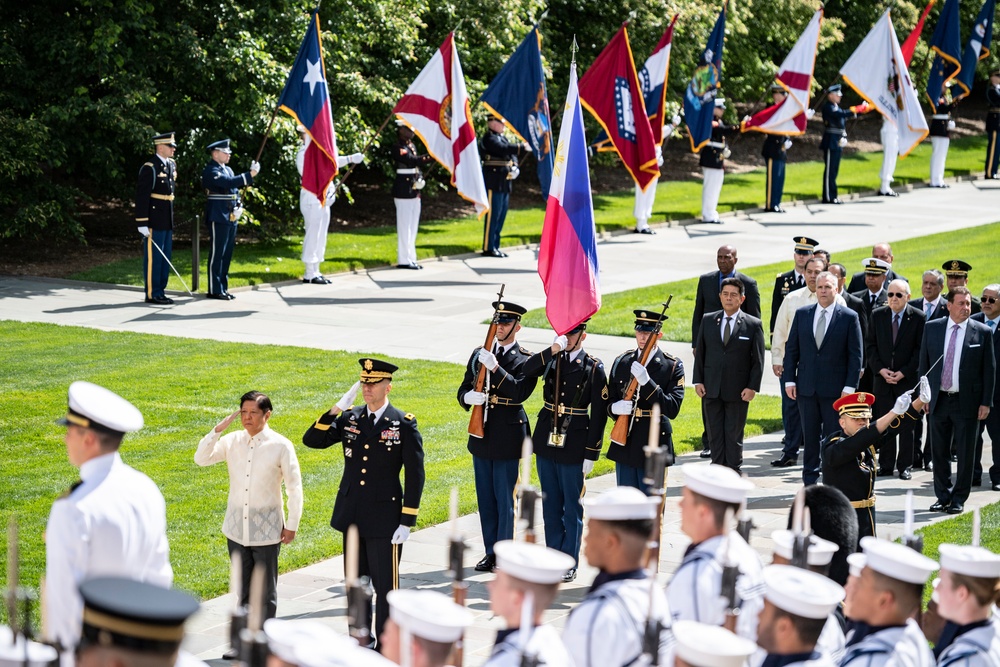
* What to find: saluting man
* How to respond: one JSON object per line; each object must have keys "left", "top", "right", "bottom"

{"left": 700, "top": 98, "right": 740, "bottom": 224}
{"left": 985, "top": 70, "right": 1000, "bottom": 179}
{"left": 302, "top": 358, "right": 425, "bottom": 644}
{"left": 521, "top": 320, "right": 608, "bottom": 580}
{"left": 820, "top": 84, "right": 868, "bottom": 204}
{"left": 202, "top": 139, "right": 259, "bottom": 300}
{"left": 393, "top": 122, "right": 433, "bottom": 270}
{"left": 135, "top": 131, "right": 177, "bottom": 305}
{"left": 606, "top": 309, "right": 685, "bottom": 492}
{"left": 481, "top": 114, "right": 530, "bottom": 257}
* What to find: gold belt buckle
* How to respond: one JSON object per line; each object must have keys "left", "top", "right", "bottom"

{"left": 548, "top": 433, "right": 565, "bottom": 448}
{"left": 556, "top": 404, "right": 566, "bottom": 416}
{"left": 489, "top": 394, "right": 499, "bottom": 405}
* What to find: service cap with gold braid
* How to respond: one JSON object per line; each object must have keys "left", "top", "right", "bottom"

{"left": 492, "top": 300, "right": 527, "bottom": 323}
{"left": 942, "top": 259, "right": 972, "bottom": 278}
{"left": 57, "top": 381, "right": 144, "bottom": 436}
{"left": 152, "top": 132, "right": 176, "bottom": 148}
{"left": 793, "top": 236, "right": 819, "bottom": 254}
{"left": 358, "top": 358, "right": 398, "bottom": 384}
{"left": 833, "top": 392, "right": 875, "bottom": 419}
{"left": 861, "top": 258, "right": 890, "bottom": 275}
{"left": 78, "top": 578, "right": 199, "bottom": 654}
{"left": 633, "top": 309, "right": 667, "bottom": 332}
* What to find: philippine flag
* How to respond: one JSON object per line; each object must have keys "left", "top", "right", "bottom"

{"left": 538, "top": 64, "right": 600, "bottom": 335}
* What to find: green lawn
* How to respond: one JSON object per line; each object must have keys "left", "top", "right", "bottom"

{"left": 0, "top": 320, "right": 780, "bottom": 603}
{"left": 69, "top": 135, "right": 989, "bottom": 290}
{"left": 522, "top": 221, "right": 1000, "bottom": 342}
{"left": 917, "top": 500, "right": 1000, "bottom": 605}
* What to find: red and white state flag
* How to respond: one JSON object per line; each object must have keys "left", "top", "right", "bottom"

{"left": 393, "top": 34, "right": 489, "bottom": 217}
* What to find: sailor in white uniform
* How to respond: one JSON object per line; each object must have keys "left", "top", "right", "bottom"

{"left": 380, "top": 589, "right": 474, "bottom": 667}
{"left": 932, "top": 544, "right": 1000, "bottom": 666}
{"left": 265, "top": 617, "right": 397, "bottom": 667}
{"left": 672, "top": 620, "right": 757, "bottom": 667}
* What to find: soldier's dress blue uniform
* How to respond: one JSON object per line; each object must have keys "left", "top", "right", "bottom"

{"left": 820, "top": 95, "right": 858, "bottom": 204}
{"left": 135, "top": 137, "right": 176, "bottom": 303}
{"left": 521, "top": 341, "right": 608, "bottom": 566}
{"left": 763, "top": 134, "right": 789, "bottom": 212}
{"left": 480, "top": 126, "right": 524, "bottom": 256}
{"left": 985, "top": 78, "right": 1000, "bottom": 179}
{"left": 202, "top": 140, "right": 254, "bottom": 298}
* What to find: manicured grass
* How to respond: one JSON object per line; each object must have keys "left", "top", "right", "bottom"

{"left": 69, "top": 136, "right": 989, "bottom": 290}
{"left": 0, "top": 320, "right": 781, "bottom": 603}
{"left": 521, "top": 221, "right": 1000, "bottom": 342}
{"left": 917, "top": 500, "right": 1000, "bottom": 604}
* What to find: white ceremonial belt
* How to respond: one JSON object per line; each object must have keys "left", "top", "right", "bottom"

{"left": 706, "top": 142, "right": 725, "bottom": 149}
{"left": 396, "top": 168, "right": 418, "bottom": 174}
{"left": 932, "top": 114, "right": 950, "bottom": 120}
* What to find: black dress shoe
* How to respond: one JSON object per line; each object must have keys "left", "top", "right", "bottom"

{"left": 206, "top": 293, "right": 228, "bottom": 300}
{"left": 474, "top": 554, "right": 496, "bottom": 572}
{"left": 305, "top": 276, "right": 332, "bottom": 284}
{"left": 946, "top": 503, "right": 964, "bottom": 514}
{"left": 562, "top": 568, "right": 577, "bottom": 583}
{"left": 225, "top": 293, "right": 236, "bottom": 300}
{"left": 700, "top": 449, "right": 712, "bottom": 459}
{"left": 702, "top": 218, "right": 723, "bottom": 224}
{"left": 992, "top": 483, "right": 1000, "bottom": 491}
{"left": 876, "top": 468, "right": 893, "bottom": 477}
{"left": 222, "top": 648, "right": 239, "bottom": 660}
{"left": 899, "top": 469, "right": 912, "bottom": 481}
{"left": 878, "top": 190, "right": 899, "bottom": 197}
{"left": 144, "top": 296, "right": 174, "bottom": 305}
{"left": 635, "top": 227, "right": 656, "bottom": 235}
{"left": 397, "top": 263, "right": 422, "bottom": 270}
{"left": 481, "top": 249, "right": 505, "bottom": 258}
{"left": 924, "top": 461, "right": 934, "bottom": 472}
{"left": 930, "top": 501, "right": 950, "bottom": 512}
{"left": 765, "top": 206, "right": 785, "bottom": 213}
{"left": 771, "top": 455, "right": 796, "bottom": 467}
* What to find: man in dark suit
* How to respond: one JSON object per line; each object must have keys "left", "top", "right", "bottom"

{"left": 971, "top": 284, "right": 1000, "bottom": 490}
{"left": 783, "top": 271, "right": 864, "bottom": 485}
{"left": 910, "top": 269, "right": 949, "bottom": 322}
{"left": 919, "top": 287, "right": 996, "bottom": 514}
{"left": 852, "top": 258, "right": 890, "bottom": 393}
{"left": 846, "top": 242, "right": 904, "bottom": 293}
{"left": 693, "top": 278, "right": 765, "bottom": 472}
{"left": 867, "top": 278, "right": 924, "bottom": 480}
{"left": 943, "top": 259, "right": 982, "bottom": 314}
{"left": 770, "top": 236, "right": 818, "bottom": 339}
{"left": 832, "top": 263, "right": 868, "bottom": 343}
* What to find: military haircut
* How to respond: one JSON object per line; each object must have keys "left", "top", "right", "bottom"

{"left": 868, "top": 568, "right": 924, "bottom": 616}
{"left": 94, "top": 429, "right": 125, "bottom": 453}
{"left": 788, "top": 485, "right": 857, "bottom": 586}
{"left": 507, "top": 576, "right": 560, "bottom": 611}
{"left": 770, "top": 607, "right": 827, "bottom": 646}
{"left": 414, "top": 635, "right": 454, "bottom": 667}
{"left": 688, "top": 488, "right": 741, "bottom": 530}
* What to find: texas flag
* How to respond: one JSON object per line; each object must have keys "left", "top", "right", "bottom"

{"left": 393, "top": 34, "right": 489, "bottom": 217}
{"left": 538, "top": 63, "right": 600, "bottom": 335}
{"left": 277, "top": 12, "right": 340, "bottom": 201}
{"left": 743, "top": 10, "right": 822, "bottom": 135}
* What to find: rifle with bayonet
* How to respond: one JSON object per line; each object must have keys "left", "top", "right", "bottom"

{"left": 517, "top": 438, "right": 541, "bottom": 544}
{"left": 719, "top": 508, "right": 742, "bottom": 633}
{"left": 6, "top": 518, "right": 54, "bottom": 667}
{"left": 735, "top": 475, "right": 755, "bottom": 544}
{"left": 345, "top": 525, "right": 375, "bottom": 647}
{"left": 446, "top": 488, "right": 468, "bottom": 667}
{"left": 468, "top": 284, "right": 506, "bottom": 438}
{"left": 227, "top": 551, "right": 248, "bottom": 661}
{"left": 640, "top": 409, "right": 668, "bottom": 666}
{"left": 901, "top": 491, "right": 923, "bottom": 553}
{"left": 238, "top": 565, "right": 268, "bottom": 667}
{"left": 610, "top": 296, "right": 673, "bottom": 447}
{"left": 790, "top": 490, "right": 811, "bottom": 569}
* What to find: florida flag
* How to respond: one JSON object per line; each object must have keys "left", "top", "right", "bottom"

{"left": 393, "top": 34, "right": 489, "bottom": 217}
{"left": 538, "top": 64, "right": 600, "bottom": 335}
{"left": 742, "top": 10, "right": 823, "bottom": 135}
{"left": 277, "top": 12, "right": 339, "bottom": 201}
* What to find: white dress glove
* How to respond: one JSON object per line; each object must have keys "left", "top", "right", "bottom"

{"left": 838, "top": 136, "right": 848, "bottom": 148}
{"left": 672, "top": 115, "right": 682, "bottom": 126}
{"left": 478, "top": 347, "right": 498, "bottom": 370}
{"left": 231, "top": 206, "right": 245, "bottom": 221}
{"left": 391, "top": 525, "right": 410, "bottom": 544}
{"left": 892, "top": 393, "right": 912, "bottom": 415}
{"left": 783, "top": 139, "right": 793, "bottom": 150}
{"left": 137, "top": 226, "right": 150, "bottom": 237}
{"left": 336, "top": 381, "right": 361, "bottom": 411}
{"left": 947, "top": 120, "right": 956, "bottom": 130}
{"left": 522, "top": 142, "right": 533, "bottom": 153}
{"left": 630, "top": 361, "right": 651, "bottom": 386}
{"left": 611, "top": 400, "right": 633, "bottom": 416}
{"left": 742, "top": 115, "right": 752, "bottom": 124}
{"left": 325, "top": 188, "right": 337, "bottom": 207}
{"left": 413, "top": 177, "right": 426, "bottom": 190}
{"left": 463, "top": 391, "right": 487, "bottom": 406}
{"left": 582, "top": 459, "right": 595, "bottom": 475}
{"left": 509, "top": 166, "right": 521, "bottom": 180}
{"left": 805, "top": 108, "right": 816, "bottom": 120}
{"left": 349, "top": 153, "right": 364, "bottom": 164}
{"left": 918, "top": 376, "right": 931, "bottom": 403}
{"left": 250, "top": 160, "right": 262, "bottom": 174}
{"left": 552, "top": 335, "right": 568, "bottom": 351}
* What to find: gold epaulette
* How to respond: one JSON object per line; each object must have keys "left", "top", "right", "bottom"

{"left": 404, "top": 413, "right": 414, "bottom": 421}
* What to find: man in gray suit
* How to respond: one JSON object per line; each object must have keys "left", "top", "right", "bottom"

{"left": 693, "top": 277, "right": 766, "bottom": 472}
{"left": 919, "top": 287, "right": 995, "bottom": 514}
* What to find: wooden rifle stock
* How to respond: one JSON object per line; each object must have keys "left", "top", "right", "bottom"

{"left": 468, "top": 284, "right": 506, "bottom": 438}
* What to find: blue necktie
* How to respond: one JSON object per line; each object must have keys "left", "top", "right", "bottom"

{"left": 925, "top": 302, "right": 933, "bottom": 319}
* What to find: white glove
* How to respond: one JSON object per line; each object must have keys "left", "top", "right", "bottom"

{"left": 582, "top": 459, "right": 595, "bottom": 475}
{"left": 391, "top": 525, "right": 410, "bottom": 544}
{"left": 231, "top": 205, "right": 245, "bottom": 221}
{"left": 630, "top": 361, "right": 651, "bottom": 386}
{"left": 509, "top": 166, "right": 521, "bottom": 180}
{"left": 742, "top": 115, "right": 752, "bottom": 124}
{"left": 672, "top": 115, "right": 682, "bottom": 126}
{"left": 805, "top": 108, "right": 816, "bottom": 120}
{"left": 137, "top": 226, "right": 150, "bottom": 237}
{"left": 250, "top": 160, "right": 262, "bottom": 173}
{"left": 892, "top": 393, "right": 911, "bottom": 415}
{"left": 522, "top": 142, "right": 533, "bottom": 153}
{"left": 722, "top": 147, "right": 732, "bottom": 159}
{"left": 325, "top": 188, "right": 337, "bottom": 207}
{"left": 478, "top": 347, "right": 498, "bottom": 370}
{"left": 349, "top": 153, "right": 364, "bottom": 164}
{"left": 335, "top": 381, "right": 361, "bottom": 411}
{"left": 838, "top": 136, "right": 848, "bottom": 148}
{"left": 783, "top": 139, "right": 793, "bottom": 150}
{"left": 611, "top": 400, "right": 633, "bottom": 416}
{"left": 918, "top": 376, "right": 931, "bottom": 403}
{"left": 552, "top": 334, "right": 568, "bottom": 351}
{"left": 413, "top": 177, "right": 426, "bottom": 190}
{"left": 947, "top": 120, "right": 956, "bottom": 130}
{"left": 463, "top": 391, "right": 487, "bottom": 406}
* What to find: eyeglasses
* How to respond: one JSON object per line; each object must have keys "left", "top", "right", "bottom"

{"left": 984, "top": 296, "right": 999, "bottom": 304}
{"left": 886, "top": 292, "right": 907, "bottom": 299}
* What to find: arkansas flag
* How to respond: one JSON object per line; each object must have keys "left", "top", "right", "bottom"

{"left": 538, "top": 63, "right": 600, "bottom": 335}
{"left": 579, "top": 25, "right": 660, "bottom": 192}
{"left": 394, "top": 34, "right": 489, "bottom": 217}
{"left": 742, "top": 10, "right": 822, "bottom": 135}
{"left": 841, "top": 9, "right": 929, "bottom": 157}
{"left": 277, "top": 12, "right": 339, "bottom": 201}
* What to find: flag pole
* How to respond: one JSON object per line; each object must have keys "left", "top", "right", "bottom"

{"left": 330, "top": 110, "right": 397, "bottom": 196}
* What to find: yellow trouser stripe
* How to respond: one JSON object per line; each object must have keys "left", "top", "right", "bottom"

{"left": 392, "top": 543, "right": 399, "bottom": 589}
{"left": 483, "top": 190, "right": 494, "bottom": 251}
{"left": 988, "top": 132, "right": 997, "bottom": 177}
{"left": 766, "top": 160, "right": 773, "bottom": 209}
{"left": 146, "top": 236, "right": 153, "bottom": 299}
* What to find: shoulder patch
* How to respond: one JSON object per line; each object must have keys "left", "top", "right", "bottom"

{"left": 404, "top": 413, "right": 415, "bottom": 421}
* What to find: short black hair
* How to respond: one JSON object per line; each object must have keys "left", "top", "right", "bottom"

{"left": 721, "top": 277, "right": 745, "bottom": 296}
{"left": 240, "top": 390, "right": 273, "bottom": 413}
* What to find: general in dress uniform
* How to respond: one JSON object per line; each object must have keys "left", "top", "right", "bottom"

{"left": 45, "top": 382, "right": 173, "bottom": 654}
{"left": 302, "top": 358, "right": 425, "bottom": 644}
{"left": 392, "top": 123, "right": 433, "bottom": 270}
{"left": 136, "top": 131, "right": 177, "bottom": 305}
{"left": 985, "top": 71, "right": 1000, "bottom": 179}
{"left": 607, "top": 310, "right": 685, "bottom": 492}
{"left": 521, "top": 320, "right": 608, "bottom": 577}
{"left": 562, "top": 487, "right": 675, "bottom": 667}
{"left": 201, "top": 139, "right": 259, "bottom": 299}
{"left": 819, "top": 84, "right": 867, "bottom": 205}
{"left": 933, "top": 544, "right": 1000, "bottom": 666}
{"left": 457, "top": 301, "right": 537, "bottom": 572}
{"left": 700, "top": 98, "right": 740, "bottom": 224}
{"left": 760, "top": 84, "right": 797, "bottom": 213}
{"left": 481, "top": 115, "right": 529, "bottom": 257}
{"left": 929, "top": 89, "right": 958, "bottom": 188}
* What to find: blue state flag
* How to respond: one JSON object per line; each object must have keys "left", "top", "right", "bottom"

{"left": 925, "top": 0, "right": 962, "bottom": 110}
{"left": 481, "top": 27, "right": 554, "bottom": 198}
{"left": 956, "top": 0, "right": 995, "bottom": 97}
{"left": 685, "top": 5, "right": 726, "bottom": 152}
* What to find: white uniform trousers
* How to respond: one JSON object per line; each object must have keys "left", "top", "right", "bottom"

{"left": 633, "top": 180, "right": 658, "bottom": 230}
{"left": 930, "top": 136, "right": 950, "bottom": 186}
{"left": 701, "top": 167, "right": 725, "bottom": 222}
{"left": 394, "top": 197, "right": 421, "bottom": 266}
{"left": 879, "top": 120, "right": 898, "bottom": 193}
{"left": 300, "top": 189, "right": 331, "bottom": 279}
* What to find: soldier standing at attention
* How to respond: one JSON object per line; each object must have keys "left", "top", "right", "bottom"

{"left": 820, "top": 84, "right": 868, "bottom": 204}
{"left": 393, "top": 122, "right": 433, "bottom": 270}
{"left": 700, "top": 98, "right": 739, "bottom": 224}
{"left": 929, "top": 85, "right": 959, "bottom": 188}
{"left": 985, "top": 70, "right": 1000, "bottom": 179}
{"left": 302, "top": 358, "right": 425, "bottom": 645}
{"left": 606, "top": 310, "right": 685, "bottom": 492}
{"left": 202, "top": 139, "right": 259, "bottom": 300}
{"left": 135, "top": 132, "right": 177, "bottom": 305}
{"left": 458, "top": 301, "right": 537, "bottom": 573}
{"left": 757, "top": 84, "right": 803, "bottom": 213}
{"left": 481, "top": 114, "right": 530, "bottom": 257}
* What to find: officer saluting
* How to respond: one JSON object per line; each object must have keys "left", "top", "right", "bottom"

{"left": 202, "top": 139, "right": 259, "bottom": 300}
{"left": 302, "top": 358, "right": 425, "bottom": 644}
{"left": 480, "top": 114, "right": 530, "bottom": 257}
{"left": 521, "top": 320, "right": 609, "bottom": 580}
{"left": 820, "top": 84, "right": 869, "bottom": 204}
{"left": 392, "top": 122, "right": 433, "bottom": 270}
{"left": 136, "top": 131, "right": 178, "bottom": 305}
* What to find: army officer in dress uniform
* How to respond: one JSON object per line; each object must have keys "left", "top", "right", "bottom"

{"left": 458, "top": 301, "right": 537, "bottom": 573}
{"left": 606, "top": 310, "right": 685, "bottom": 493}
{"left": 943, "top": 260, "right": 982, "bottom": 314}
{"left": 202, "top": 139, "right": 260, "bottom": 300}
{"left": 393, "top": 122, "right": 434, "bottom": 270}
{"left": 700, "top": 98, "right": 740, "bottom": 224}
{"left": 481, "top": 114, "right": 530, "bottom": 257}
{"left": 136, "top": 131, "right": 177, "bottom": 305}
{"left": 520, "top": 320, "right": 608, "bottom": 579}
{"left": 302, "top": 358, "right": 425, "bottom": 644}
{"left": 820, "top": 84, "right": 868, "bottom": 204}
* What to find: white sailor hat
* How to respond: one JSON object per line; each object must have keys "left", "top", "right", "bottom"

{"left": 582, "top": 486, "right": 660, "bottom": 520}
{"left": 771, "top": 529, "right": 840, "bottom": 566}
{"left": 682, "top": 463, "right": 754, "bottom": 504}
{"left": 294, "top": 640, "right": 396, "bottom": 667}
{"left": 672, "top": 620, "right": 757, "bottom": 667}
{"left": 494, "top": 540, "right": 575, "bottom": 584}
{"left": 763, "top": 564, "right": 845, "bottom": 619}
{"left": 859, "top": 536, "right": 937, "bottom": 584}
{"left": 846, "top": 552, "right": 866, "bottom": 578}
{"left": 264, "top": 619, "right": 355, "bottom": 664}
{"left": 57, "top": 381, "right": 144, "bottom": 435}
{"left": 939, "top": 544, "right": 1000, "bottom": 578}
{"left": 0, "top": 627, "right": 58, "bottom": 667}
{"left": 387, "top": 589, "right": 473, "bottom": 643}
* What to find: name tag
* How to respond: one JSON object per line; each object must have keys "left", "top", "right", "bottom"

{"left": 970, "top": 344, "right": 981, "bottom": 348}
{"left": 739, "top": 336, "right": 750, "bottom": 340}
